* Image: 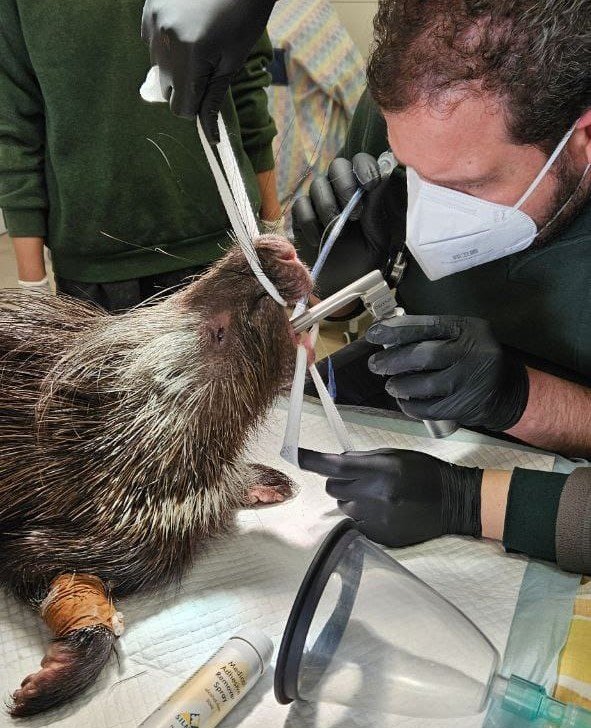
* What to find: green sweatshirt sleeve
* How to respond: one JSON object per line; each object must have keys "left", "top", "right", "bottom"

{"left": 340, "top": 88, "right": 389, "bottom": 161}
{"left": 503, "top": 468, "right": 568, "bottom": 563}
{"left": 0, "top": 0, "right": 48, "bottom": 237}
{"left": 230, "top": 32, "right": 277, "bottom": 174}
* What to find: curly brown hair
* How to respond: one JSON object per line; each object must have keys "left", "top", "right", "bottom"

{"left": 366, "top": 0, "right": 591, "bottom": 152}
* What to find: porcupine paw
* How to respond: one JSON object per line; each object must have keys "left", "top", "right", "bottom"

{"left": 244, "top": 464, "right": 295, "bottom": 506}
{"left": 10, "top": 627, "right": 115, "bottom": 717}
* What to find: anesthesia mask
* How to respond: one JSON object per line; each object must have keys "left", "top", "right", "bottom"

{"left": 275, "top": 520, "right": 591, "bottom": 726}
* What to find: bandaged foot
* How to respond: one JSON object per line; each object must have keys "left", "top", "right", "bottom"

{"left": 10, "top": 574, "right": 123, "bottom": 717}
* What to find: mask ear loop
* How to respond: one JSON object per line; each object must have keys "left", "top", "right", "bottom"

{"left": 512, "top": 122, "right": 579, "bottom": 212}
{"left": 536, "top": 162, "right": 591, "bottom": 236}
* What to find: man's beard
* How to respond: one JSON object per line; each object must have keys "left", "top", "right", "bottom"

{"left": 534, "top": 153, "right": 591, "bottom": 247}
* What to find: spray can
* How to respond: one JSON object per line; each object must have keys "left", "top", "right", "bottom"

{"left": 138, "top": 627, "right": 273, "bottom": 728}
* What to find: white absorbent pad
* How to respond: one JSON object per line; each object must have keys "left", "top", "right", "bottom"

{"left": 0, "top": 404, "right": 555, "bottom": 728}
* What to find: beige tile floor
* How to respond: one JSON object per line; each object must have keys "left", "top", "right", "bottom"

{"left": 0, "top": 233, "right": 357, "bottom": 355}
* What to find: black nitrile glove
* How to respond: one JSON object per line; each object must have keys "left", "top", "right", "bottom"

{"left": 292, "top": 153, "right": 406, "bottom": 298}
{"left": 366, "top": 315, "right": 529, "bottom": 431}
{"left": 141, "top": 0, "right": 275, "bottom": 140}
{"left": 298, "top": 448, "right": 482, "bottom": 547}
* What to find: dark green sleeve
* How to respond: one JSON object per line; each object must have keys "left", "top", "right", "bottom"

{"left": 230, "top": 32, "right": 277, "bottom": 174}
{"left": 340, "top": 88, "right": 389, "bottom": 160}
{"left": 0, "top": 0, "right": 48, "bottom": 237}
{"left": 503, "top": 468, "right": 568, "bottom": 563}
{"left": 339, "top": 88, "right": 408, "bottom": 193}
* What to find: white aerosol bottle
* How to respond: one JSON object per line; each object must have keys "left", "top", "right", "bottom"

{"left": 138, "top": 627, "right": 273, "bottom": 728}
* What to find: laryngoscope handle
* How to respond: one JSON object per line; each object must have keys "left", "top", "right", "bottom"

{"left": 380, "top": 315, "right": 459, "bottom": 440}
{"left": 423, "top": 419, "right": 458, "bottom": 439}
{"left": 374, "top": 157, "right": 458, "bottom": 439}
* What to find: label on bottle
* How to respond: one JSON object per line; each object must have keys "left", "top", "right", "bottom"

{"left": 138, "top": 644, "right": 260, "bottom": 728}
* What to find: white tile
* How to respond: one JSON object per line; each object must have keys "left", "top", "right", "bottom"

{"left": 332, "top": 0, "right": 378, "bottom": 57}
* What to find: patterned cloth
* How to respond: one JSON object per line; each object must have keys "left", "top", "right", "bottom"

{"left": 266, "top": 0, "right": 366, "bottom": 219}
{"left": 555, "top": 578, "right": 591, "bottom": 709}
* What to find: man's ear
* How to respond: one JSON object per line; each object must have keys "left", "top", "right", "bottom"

{"left": 576, "top": 109, "right": 591, "bottom": 164}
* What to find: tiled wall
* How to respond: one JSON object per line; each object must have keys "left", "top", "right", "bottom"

{"left": 332, "top": 0, "right": 378, "bottom": 58}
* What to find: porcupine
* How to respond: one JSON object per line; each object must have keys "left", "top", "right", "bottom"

{"left": 0, "top": 234, "right": 313, "bottom": 717}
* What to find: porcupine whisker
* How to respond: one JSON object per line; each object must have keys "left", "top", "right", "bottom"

{"left": 145, "top": 137, "right": 174, "bottom": 176}
{"left": 278, "top": 106, "right": 331, "bottom": 223}
{"left": 0, "top": 236, "right": 313, "bottom": 716}
{"left": 99, "top": 230, "right": 199, "bottom": 265}
{"left": 256, "top": 116, "right": 299, "bottom": 207}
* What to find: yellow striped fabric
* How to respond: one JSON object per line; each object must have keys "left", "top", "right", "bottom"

{"left": 266, "top": 0, "right": 365, "bottom": 214}
{"left": 554, "top": 579, "right": 591, "bottom": 709}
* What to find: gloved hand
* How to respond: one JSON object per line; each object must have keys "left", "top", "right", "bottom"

{"left": 18, "top": 277, "right": 51, "bottom": 294}
{"left": 292, "top": 153, "right": 406, "bottom": 298}
{"left": 366, "top": 315, "right": 529, "bottom": 431}
{"left": 141, "top": 0, "right": 275, "bottom": 140}
{"left": 298, "top": 447, "right": 482, "bottom": 547}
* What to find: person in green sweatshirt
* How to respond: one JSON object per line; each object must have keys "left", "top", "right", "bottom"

{"left": 0, "top": 0, "right": 281, "bottom": 311}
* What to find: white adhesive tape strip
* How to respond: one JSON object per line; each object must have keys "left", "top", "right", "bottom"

{"left": 309, "top": 364, "right": 355, "bottom": 452}
{"left": 196, "top": 116, "right": 286, "bottom": 307}
{"left": 280, "top": 342, "right": 309, "bottom": 467}
{"left": 281, "top": 324, "right": 356, "bottom": 466}
{"left": 216, "top": 120, "right": 260, "bottom": 242}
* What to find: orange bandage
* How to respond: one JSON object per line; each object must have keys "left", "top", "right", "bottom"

{"left": 40, "top": 574, "right": 124, "bottom": 638}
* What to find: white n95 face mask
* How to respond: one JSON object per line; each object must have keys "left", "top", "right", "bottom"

{"left": 405, "top": 123, "right": 579, "bottom": 280}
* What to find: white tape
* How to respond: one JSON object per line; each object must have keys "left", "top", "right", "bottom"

{"left": 196, "top": 116, "right": 286, "bottom": 306}
{"left": 217, "top": 120, "right": 260, "bottom": 242}
{"left": 281, "top": 324, "right": 356, "bottom": 466}
{"left": 309, "top": 364, "right": 355, "bottom": 452}
{"left": 280, "top": 343, "right": 309, "bottom": 467}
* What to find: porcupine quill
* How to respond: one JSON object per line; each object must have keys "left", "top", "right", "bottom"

{"left": 0, "top": 235, "right": 312, "bottom": 717}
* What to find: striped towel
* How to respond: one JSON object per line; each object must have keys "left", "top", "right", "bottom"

{"left": 266, "top": 0, "right": 366, "bottom": 219}
{"left": 555, "top": 578, "right": 591, "bottom": 708}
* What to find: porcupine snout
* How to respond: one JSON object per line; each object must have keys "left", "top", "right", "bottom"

{"left": 253, "top": 234, "right": 313, "bottom": 304}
